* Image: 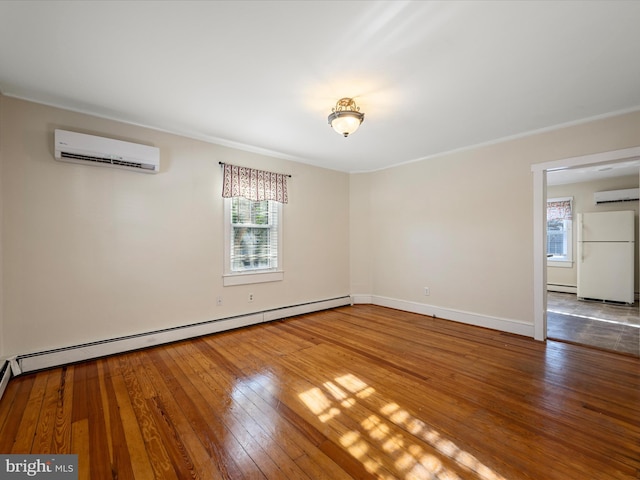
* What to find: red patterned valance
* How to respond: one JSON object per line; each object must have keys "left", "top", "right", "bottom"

{"left": 547, "top": 199, "right": 572, "bottom": 221}
{"left": 221, "top": 163, "right": 289, "bottom": 203}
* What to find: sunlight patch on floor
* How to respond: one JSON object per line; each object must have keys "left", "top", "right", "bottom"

{"left": 298, "top": 387, "right": 341, "bottom": 422}
{"left": 299, "top": 373, "right": 508, "bottom": 480}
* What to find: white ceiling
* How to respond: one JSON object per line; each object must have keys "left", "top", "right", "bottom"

{"left": 547, "top": 158, "right": 640, "bottom": 186}
{"left": 1, "top": 1, "right": 640, "bottom": 173}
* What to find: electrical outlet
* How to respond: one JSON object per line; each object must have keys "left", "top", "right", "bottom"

{"left": 424, "top": 287, "right": 430, "bottom": 296}
{"left": 248, "top": 293, "right": 254, "bottom": 302}
{"left": 216, "top": 296, "right": 223, "bottom": 306}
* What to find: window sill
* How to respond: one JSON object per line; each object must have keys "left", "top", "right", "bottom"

{"left": 547, "top": 260, "right": 573, "bottom": 268}
{"left": 223, "top": 270, "right": 284, "bottom": 286}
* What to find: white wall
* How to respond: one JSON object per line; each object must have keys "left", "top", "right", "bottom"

{"left": 0, "top": 97, "right": 350, "bottom": 357}
{"left": 547, "top": 174, "right": 639, "bottom": 291}
{"left": 350, "top": 110, "right": 640, "bottom": 332}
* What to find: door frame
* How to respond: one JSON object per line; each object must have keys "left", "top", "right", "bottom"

{"left": 531, "top": 146, "right": 640, "bottom": 341}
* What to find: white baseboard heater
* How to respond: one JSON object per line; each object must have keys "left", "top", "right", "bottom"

{"left": 8, "top": 296, "right": 352, "bottom": 377}
{"left": 547, "top": 284, "right": 577, "bottom": 294}
{"left": 0, "top": 361, "right": 10, "bottom": 401}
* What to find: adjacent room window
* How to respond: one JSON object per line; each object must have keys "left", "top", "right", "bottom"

{"left": 547, "top": 197, "right": 573, "bottom": 266}
{"left": 221, "top": 163, "right": 287, "bottom": 286}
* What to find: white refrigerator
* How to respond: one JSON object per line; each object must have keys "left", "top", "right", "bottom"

{"left": 577, "top": 210, "right": 635, "bottom": 304}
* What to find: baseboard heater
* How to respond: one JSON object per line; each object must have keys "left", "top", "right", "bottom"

{"left": 547, "top": 284, "right": 577, "bottom": 294}
{"left": 0, "top": 361, "right": 10, "bottom": 400}
{"left": 10, "top": 296, "right": 352, "bottom": 376}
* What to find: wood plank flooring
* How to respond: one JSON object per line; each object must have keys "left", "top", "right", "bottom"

{"left": 1, "top": 305, "right": 639, "bottom": 479}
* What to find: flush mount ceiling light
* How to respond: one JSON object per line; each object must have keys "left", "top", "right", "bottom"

{"left": 328, "top": 97, "right": 365, "bottom": 137}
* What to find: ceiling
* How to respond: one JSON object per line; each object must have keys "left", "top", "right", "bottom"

{"left": 1, "top": 1, "right": 640, "bottom": 174}
{"left": 547, "top": 158, "right": 640, "bottom": 186}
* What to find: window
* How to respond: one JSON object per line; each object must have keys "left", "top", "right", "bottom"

{"left": 547, "top": 197, "right": 573, "bottom": 266}
{"left": 223, "top": 197, "right": 283, "bottom": 286}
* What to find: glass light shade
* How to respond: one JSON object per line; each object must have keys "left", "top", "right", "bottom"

{"left": 329, "top": 111, "right": 364, "bottom": 137}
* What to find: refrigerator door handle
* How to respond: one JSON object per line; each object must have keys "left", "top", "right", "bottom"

{"left": 576, "top": 213, "right": 583, "bottom": 243}
{"left": 576, "top": 214, "right": 583, "bottom": 262}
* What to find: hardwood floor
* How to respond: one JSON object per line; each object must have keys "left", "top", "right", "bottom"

{"left": 1, "top": 305, "right": 639, "bottom": 479}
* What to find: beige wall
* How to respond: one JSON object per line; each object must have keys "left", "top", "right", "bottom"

{"left": 0, "top": 96, "right": 349, "bottom": 357}
{"left": 349, "top": 173, "right": 372, "bottom": 295}
{"left": 351, "top": 140, "right": 534, "bottom": 324}
{"left": 547, "top": 174, "right": 639, "bottom": 290}
{"left": 0, "top": 96, "right": 4, "bottom": 359}
{"left": 350, "top": 110, "right": 640, "bottom": 328}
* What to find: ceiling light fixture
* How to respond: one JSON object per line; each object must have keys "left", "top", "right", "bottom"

{"left": 328, "top": 97, "right": 365, "bottom": 137}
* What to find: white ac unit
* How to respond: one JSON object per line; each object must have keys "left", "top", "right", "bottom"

{"left": 594, "top": 188, "right": 639, "bottom": 204}
{"left": 54, "top": 129, "right": 160, "bottom": 173}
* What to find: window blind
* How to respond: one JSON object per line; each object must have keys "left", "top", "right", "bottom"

{"left": 230, "top": 198, "right": 279, "bottom": 272}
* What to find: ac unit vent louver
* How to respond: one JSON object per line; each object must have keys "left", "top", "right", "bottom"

{"left": 59, "top": 152, "right": 156, "bottom": 170}
{"left": 54, "top": 129, "right": 160, "bottom": 173}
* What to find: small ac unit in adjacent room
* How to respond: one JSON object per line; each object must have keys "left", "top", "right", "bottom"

{"left": 594, "top": 188, "right": 639, "bottom": 204}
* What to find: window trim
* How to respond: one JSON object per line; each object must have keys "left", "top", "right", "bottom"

{"left": 223, "top": 198, "right": 283, "bottom": 286}
{"left": 546, "top": 196, "right": 573, "bottom": 267}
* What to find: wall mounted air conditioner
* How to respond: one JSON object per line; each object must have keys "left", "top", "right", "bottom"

{"left": 594, "top": 188, "right": 639, "bottom": 204}
{"left": 54, "top": 129, "right": 160, "bottom": 173}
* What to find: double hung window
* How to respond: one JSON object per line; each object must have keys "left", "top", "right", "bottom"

{"left": 221, "top": 163, "right": 287, "bottom": 286}
{"left": 230, "top": 198, "right": 279, "bottom": 271}
{"left": 223, "top": 197, "right": 283, "bottom": 285}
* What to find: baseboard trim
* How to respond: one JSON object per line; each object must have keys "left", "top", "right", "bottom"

{"left": 13, "top": 296, "right": 352, "bottom": 375}
{"left": 351, "top": 294, "right": 373, "bottom": 304}
{"left": 356, "top": 295, "right": 535, "bottom": 338}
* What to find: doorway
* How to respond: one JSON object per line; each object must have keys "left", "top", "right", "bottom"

{"left": 543, "top": 159, "right": 640, "bottom": 356}
{"left": 531, "top": 146, "right": 640, "bottom": 355}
